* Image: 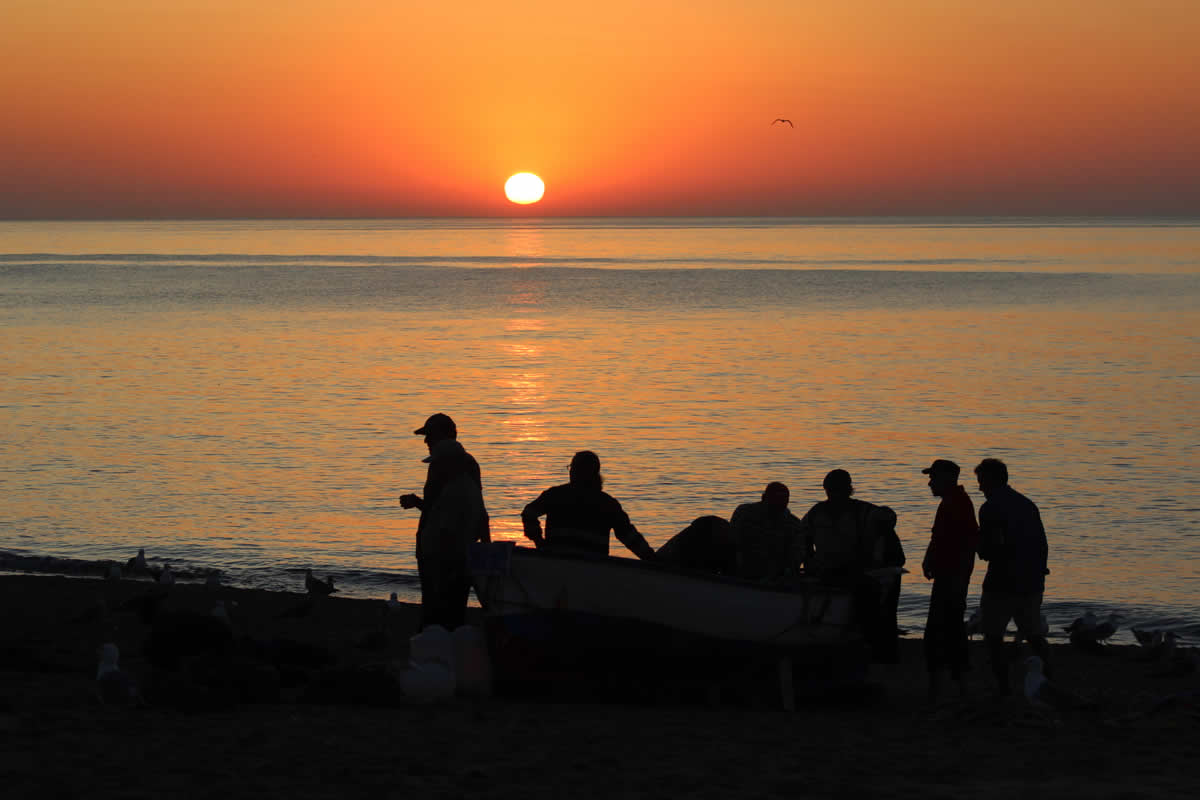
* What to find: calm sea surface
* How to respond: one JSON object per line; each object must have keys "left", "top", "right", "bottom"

{"left": 2, "top": 218, "right": 1198, "bottom": 640}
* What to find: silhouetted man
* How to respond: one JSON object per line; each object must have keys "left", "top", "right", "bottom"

{"left": 920, "top": 459, "right": 978, "bottom": 701}
{"left": 400, "top": 413, "right": 490, "bottom": 630}
{"left": 799, "top": 470, "right": 898, "bottom": 576}
{"left": 798, "top": 469, "right": 901, "bottom": 661}
{"left": 731, "top": 482, "right": 804, "bottom": 581}
{"left": 975, "top": 457, "right": 1050, "bottom": 696}
{"left": 521, "top": 450, "right": 655, "bottom": 560}
{"left": 656, "top": 515, "right": 737, "bottom": 575}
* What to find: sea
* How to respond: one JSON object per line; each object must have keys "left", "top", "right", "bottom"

{"left": 2, "top": 217, "right": 1198, "bottom": 643}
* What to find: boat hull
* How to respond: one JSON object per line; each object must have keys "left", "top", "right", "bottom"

{"left": 468, "top": 543, "right": 868, "bottom": 689}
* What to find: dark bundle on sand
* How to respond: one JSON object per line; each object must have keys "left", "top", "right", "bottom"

{"left": 2, "top": 575, "right": 1199, "bottom": 800}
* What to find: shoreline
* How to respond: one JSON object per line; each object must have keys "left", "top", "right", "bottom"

{"left": 2, "top": 573, "right": 1198, "bottom": 798}
{"left": 5, "top": 548, "right": 1199, "bottom": 647}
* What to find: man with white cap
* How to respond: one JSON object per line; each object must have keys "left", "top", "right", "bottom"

{"left": 400, "top": 413, "right": 490, "bottom": 630}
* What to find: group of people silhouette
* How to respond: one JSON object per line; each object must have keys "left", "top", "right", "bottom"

{"left": 400, "top": 413, "right": 1050, "bottom": 700}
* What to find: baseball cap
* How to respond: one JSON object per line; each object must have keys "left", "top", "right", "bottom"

{"left": 414, "top": 413, "right": 456, "bottom": 437}
{"left": 921, "top": 459, "right": 960, "bottom": 477}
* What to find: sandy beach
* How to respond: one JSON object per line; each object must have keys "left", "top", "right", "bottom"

{"left": 1, "top": 573, "right": 1197, "bottom": 799}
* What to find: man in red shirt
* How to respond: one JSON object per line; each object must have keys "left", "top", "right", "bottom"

{"left": 920, "top": 459, "right": 979, "bottom": 702}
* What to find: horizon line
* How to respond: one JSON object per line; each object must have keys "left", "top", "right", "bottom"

{"left": 4, "top": 213, "right": 1200, "bottom": 224}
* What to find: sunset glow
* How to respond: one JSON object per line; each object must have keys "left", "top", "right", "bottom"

{"left": 1, "top": 1, "right": 1198, "bottom": 218}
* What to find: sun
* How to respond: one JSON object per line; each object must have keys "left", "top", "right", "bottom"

{"left": 504, "top": 172, "right": 545, "bottom": 205}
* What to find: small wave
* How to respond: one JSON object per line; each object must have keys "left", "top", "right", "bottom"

{"left": 0, "top": 550, "right": 422, "bottom": 603}
{"left": 0, "top": 551, "right": 127, "bottom": 579}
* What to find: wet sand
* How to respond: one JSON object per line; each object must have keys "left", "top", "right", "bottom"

{"left": 1, "top": 574, "right": 1196, "bottom": 799}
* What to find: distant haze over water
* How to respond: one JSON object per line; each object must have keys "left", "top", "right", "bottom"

{"left": 2, "top": 218, "right": 1198, "bottom": 640}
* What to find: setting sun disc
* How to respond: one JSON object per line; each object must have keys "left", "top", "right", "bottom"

{"left": 505, "top": 173, "right": 545, "bottom": 205}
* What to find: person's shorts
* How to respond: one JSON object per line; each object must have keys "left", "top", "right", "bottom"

{"left": 980, "top": 589, "right": 1043, "bottom": 639}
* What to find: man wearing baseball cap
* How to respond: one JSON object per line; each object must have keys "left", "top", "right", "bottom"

{"left": 399, "top": 413, "right": 489, "bottom": 629}
{"left": 920, "top": 458, "right": 979, "bottom": 702}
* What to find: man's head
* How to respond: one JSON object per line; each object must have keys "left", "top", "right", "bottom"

{"left": 414, "top": 413, "right": 457, "bottom": 449}
{"left": 569, "top": 450, "right": 603, "bottom": 489}
{"left": 922, "top": 459, "right": 960, "bottom": 497}
{"left": 762, "top": 481, "right": 790, "bottom": 513}
{"left": 973, "top": 457, "right": 1008, "bottom": 497}
{"left": 822, "top": 469, "right": 853, "bottom": 501}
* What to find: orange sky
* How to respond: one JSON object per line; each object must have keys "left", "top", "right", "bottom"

{"left": 2, "top": 0, "right": 1198, "bottom": 217}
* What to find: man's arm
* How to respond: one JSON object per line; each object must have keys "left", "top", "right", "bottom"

{"left": 860, "top": 503, "right": 895, "bottom": 568}
{"left": 521, "top": 491, "right": 549, "bottom": 547}
{"left": 612, "top": 504, "right": 655, "bottom": 561}
{"left": 976, "top": 503, "right": 1001, "bottom": 561}
{"left": 477, "top": 508, "right": 491, "bottom": 544}
{"left": 923, "top": 503, "right": 942, "bottom": 578}
{"left": 794, "top": 508, "right": 814, "bottom": 570}
{"left": 399, "top": 493, "right": 423, "bottom": 510}
{"left": 730, "top": 504, "right": 750, "bottom": 574}
{"left": 921, "top": 542, "right": 935, "bottom": 579}
{"left": 1035, "top": 506, "right": 1048, "bottom": 568}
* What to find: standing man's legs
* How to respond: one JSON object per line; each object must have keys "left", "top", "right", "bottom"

{"left": 924, "top": 579, "right": 968, "bottom": 700}
{"left": 923, "top": 582, "right": 948, "bottom": 700}
{"left": 441, "top": 555, "right": 471, "bottom": 630}
{"left": 1012, "top": 591, "right": 1051, "bottom": 678}
{"left": 943, "top": 580, "right": 969, "bottom": 685}
{"left": 417, "top": 553, "right": 438, "bottom": 630}
{"left": 421, "top": 555, "right": 470, "bottom": 630}
{"left": 980, "top": 590, "right": 1013, "bottom": 696}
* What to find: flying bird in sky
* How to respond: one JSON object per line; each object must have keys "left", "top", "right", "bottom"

{"left": 772, "top": 118, "right": 794, "bottom": 127}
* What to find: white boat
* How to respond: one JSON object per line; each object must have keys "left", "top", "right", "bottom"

{"left": 468, "top": 542, "right": 872, "bottom": 688}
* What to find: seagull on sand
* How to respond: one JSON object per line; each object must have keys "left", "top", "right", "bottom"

{"left": 1064, "top": 611, "right": 1098, "bottom": 635}
{"left": 96, "top": 643, "right": 141, "bottom": 706}
{"left": 126, "top": 548, "right": 148, "bottom": 573}
{"left": 964, "top": 607, "right": 982, "bottom": 639}
{"left": 1067, "top": 612, "right": 1121, "bottom": 651}
{"left": 1089, "top": 612, "right": 1122, "bottom": 642}
{"left": 1132, "top": 627, "right": 1162, "bottom": 649}
{"left": 1023, "top": 656, "right": 1098, "bottom": 711}
{"left": 771, "top": 118, "right": 794, "bottom": 127}
{"left": 305, "top": 569, "right": 337, "bottom": 598}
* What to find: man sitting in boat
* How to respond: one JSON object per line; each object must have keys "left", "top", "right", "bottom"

{"left": 798, "top": 469, "right": 903, "bottom": 661}
{"left": 655, "top": 515, "right": 738, "bottom": 575}
{"left": 798, "top": 469, "right": 897, "bottom": 579}
{"left": 729, "top": 482, "right": 805, "bottom": 581}
{"left": 521, "top": 450, "right": 656, "bottom": 560}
